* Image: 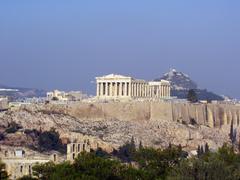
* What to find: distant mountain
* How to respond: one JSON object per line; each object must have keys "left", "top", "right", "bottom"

{"left": 0, "top": 84, "right": 46, "bottom": 100}
{"left": 155, "top": 69, "right": 224, "bottom": 101}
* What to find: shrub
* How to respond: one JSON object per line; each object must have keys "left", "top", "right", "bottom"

{"left": 38, "top": 128, "right": 65, "bottom": 152}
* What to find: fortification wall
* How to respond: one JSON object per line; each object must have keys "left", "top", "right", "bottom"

{"left": 48, "top": 101, "right": 240, "bottom": 128}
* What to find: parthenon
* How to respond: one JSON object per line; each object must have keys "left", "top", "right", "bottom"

{"left": 96, "top": 74, "right": 171, "bottom": 99}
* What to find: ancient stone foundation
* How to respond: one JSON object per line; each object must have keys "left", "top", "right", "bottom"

{"left": 67, "top": 101, "right": 240, "bottom": 128}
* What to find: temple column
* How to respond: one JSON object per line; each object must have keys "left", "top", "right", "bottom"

{"left": 145, "top": 84, "right": 149, "bottom": 97}
{"left": 158, "top": 86, "right": 161, "bottom": 98}
{"left": 166, "top": 86, "right": 169, "bottom": 97}
{"left": 109, "top": 83, "right": 112, "bottom": 96}
{"left": 132, "top": 83, "right": 134, "bottom": 97}
{"left": 153, "top": 86, "right": 155, "bottom": 98}
{"left": 100, "top": 83, "right": 103, "bottom": 96}
{"left": 139, "top": 83, "right": 142, "bottom": 97}
{"left": 115, "top": 82, "right": 118, "bottom": 96}
{"left": 143, "top": 84, "right": 145, "bottom": 97}
{"left": 149, "top": 86, "right": 152, "bottom": 98}
{"left": 140, "top": 83, "right": 142, "bottom": 97}
{"left": 120, "top": 82, "right": 123, "bottom": 96}
{"left": 134, "top": 83, "right": 136, "bottom": 97}
{"left": 96, "top": 83, "right": 99, "bottom": 96}
{"left": 102, "top": 83, "right": 105, "bottom": 96}
{"left": 146, "top": 85, "right": 149, "bottom": 97}
{"left": 104, "top": 82, "right": 106, "bottom": 96}
{"left": 152, "top": 87, "right": 155, "bottom": 98}
{"left": 130, "top": 82, "right": 133, "bottom": 97}
{"left": 168, "top": 86, "right": 171, "bottom": 97}
{"left": 136, "top": 83, "right": 138, "bottom": 97}
{"left": 162, "top": 85, "right": 165, "bottom": 97}
{"left": 165, "top": 86, "right": 167, "bottom": 97}
{"left": 105, "top": 82, "right": 109, "bottom": 96}
{"left": 138, "top": 84, "right": 141, "bottom": 97}
{"left": 164, "top": 86, "right": 166, "bottom": 97}
{"left": 117, "top": 82, "right": 119, "bottom": 96}
{"left": 124, "top": 82, "right": 128, "bottom": 96}
{"left": 146, "top": 85, "right": 148, "bottom": 97}
{"left": 161, "top": 86, "right": 163, "bottom": 97}
{"left": 128, "top": 82, "right": 131, "bottom": 97}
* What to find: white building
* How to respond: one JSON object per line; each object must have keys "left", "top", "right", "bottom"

{"left": 47, "top": 90, "right": 68, "bottom": 101}
{"left": 96, "top": 74, "right": 171, "bottom": 99}
{"left": 0, "top": 97, "right": 8, "bottom": 110}
{"left": 47, "top": 90, "right": 88, "bottom": 102}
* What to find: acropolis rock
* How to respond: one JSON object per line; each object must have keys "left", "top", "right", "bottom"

{"left": 0, "top": 101, "right": 239, "bottom": 153}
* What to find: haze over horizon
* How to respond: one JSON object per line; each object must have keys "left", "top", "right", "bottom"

{"left": 0, "top": 1, "right": 240, "bottom": 98}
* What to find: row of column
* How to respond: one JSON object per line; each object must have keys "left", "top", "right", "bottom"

{"left": 148, "top": 85, "right": 170, "bottom": 98}
{"left": 97, "top": 82, "right": 171, "bottom": 98}
{"left": 131, "top": 82, "right": 148, "bottom": 97}
{"left": 97, "top": 82, "right": 131, "bottom": 97}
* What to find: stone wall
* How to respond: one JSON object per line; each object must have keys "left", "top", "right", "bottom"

{"left": 66, "top": 101, "right": 240, "bottom": 128}
{"left": 0, "top": 98, "right": 8, "bottom": 110}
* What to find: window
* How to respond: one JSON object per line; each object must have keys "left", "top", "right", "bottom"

{"left": 78, "top": 144, "right": 80, "bottom": 152}
{"left": 72, "top": 144, "right": 76, "bottom": 152}
{"left": 54, "top": 154, "right": 57, "bottom": 162}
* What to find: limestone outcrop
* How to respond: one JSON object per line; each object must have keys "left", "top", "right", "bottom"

{"left": 0, "top": 101, "right": 239, "bottom": 153}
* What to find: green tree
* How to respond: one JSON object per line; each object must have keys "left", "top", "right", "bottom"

{"left": 229, "top": 120, "right": 237, "bottom": 146}
{"left": 197, "top": 145, "right": 201, "bottom": 157}
{"left": 32, "top": 162, "right": 56, "bottom": 180}
{"left": 205, "top": 143, "right": 210, "bottom": 153}
{"left": 73, "top": 152, "right": 122, "bottom": 179}
{"left": 139, "top": 141, "right": 143, "bottom": 150}
{"left": 134, "top": 146, "right": 185, "bottom": 179}
{"left": 168, "top": 144, "right": 240, "bottom": 180}
{"left": 117, "top": 137, "right": 137, "bottom": 162}
{"left": 38, "top": 128, "right": 65, "bottom": 152}
{"left": 187, "top": 89, "right": 198, "bottom": 103}
{"left": 18, "top": 176, "right": 37, "bottom": 180}
{"left": 238, "top": 136, "right": 240, "bottom": 152}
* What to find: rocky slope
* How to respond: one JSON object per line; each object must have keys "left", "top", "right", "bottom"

{"left": 0, "top": 103, "right": 236, "bottom": 153}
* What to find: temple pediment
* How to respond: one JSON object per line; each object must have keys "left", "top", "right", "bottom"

{"left": 96, "top": 74, "right": 132, "bottom": 80}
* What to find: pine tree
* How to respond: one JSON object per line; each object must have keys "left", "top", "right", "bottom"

{"left": 130, "top": 136, "right": 136, "bottom": 151}
{"left": 187, "top": 89, "right": 198, "bottom": 103}
{"left": 205, "top": 143, "right": 210, "bottom": 153}
{"left": 197, "top": 145, "right": 201, "bottom": 157}
{"left": 178, "top": 144, "right": 182, "bottom": 152}
{"left": 139, "top": 141, "right": 143, "bottom": 150}
{"left": 238, "top": 135, "right": 240, "bottom": 153}
{"left": 229, "top": 120, "right": 236, "bottom": 146}
{"left": 200, "top": 146, "right": 204, "bottom": 155}
{"left": 238, "top": 136, "right": 240, "bottom": 153}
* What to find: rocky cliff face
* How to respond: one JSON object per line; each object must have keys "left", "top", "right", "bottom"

{"left": 0, "top": 102, "right": 239, "bottom": 153}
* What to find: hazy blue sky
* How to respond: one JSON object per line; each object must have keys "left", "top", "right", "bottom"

{"left": 0, "top": 1, "right": 240, "bottom": 97}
